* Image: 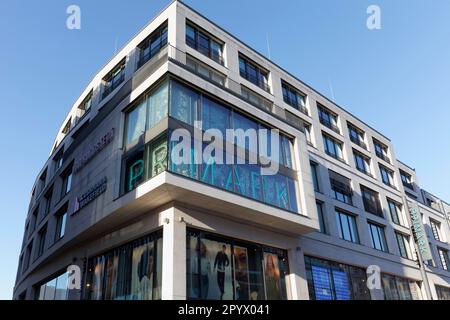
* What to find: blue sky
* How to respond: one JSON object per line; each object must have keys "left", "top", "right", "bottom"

{"left": 0, "top": 0, "right": 449, "bottom": 299}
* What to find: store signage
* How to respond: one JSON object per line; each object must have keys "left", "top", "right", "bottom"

{"left": 74, "top": 177, "right": 107, "bottom": 213}
{"left": 408, "top": 203, "right": 433, "bottom": 261}
{"left": 73, "top": 128, "right": 114, "bottom": 174}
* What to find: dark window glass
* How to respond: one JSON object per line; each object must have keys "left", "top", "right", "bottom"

{"left": 103, "top": 59, "right": 126, "bottom": 98}
{"left": 186, "top": 23, "right": 223, "bottom": 64}
{"left": 396, "top": 233, "right": 411, "bottom": 259}
{"left": 322, "top": 134, "right": 343, "bottom": 161}
{"left": 335, "top": 210, "right": 359, "bottom": 243}
{"left": 55, "top": 211, "right": 67, "bottom": 241}
{"left": 361, "top": 185, "right": 383, "bottom": 217}
{"left": 305, "top": 256, "right": 371, "bottom": 300}
{"left": 388, "top": 199, "right": 403, "bottom": 226}
{"left": 239, "top": 56, "right": 269, "bottom": 92}
{"left": 316, "top": 202, "right": 326, "bottom": 234}
{"left": 137, "top": 24, "right": 168, "bottom": 68}
{"left": 310, "top": 162, "right": 320, "bottom": 192}
{"left": 368, "top": 223, "right": 388, "bottom": 252}
{"left": 438, "top": 248, "right": 450, "bottom": 271}
{"left": 36, "top": 225, "right": 47, "bottom": 258}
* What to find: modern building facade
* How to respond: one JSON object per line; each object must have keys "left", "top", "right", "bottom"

{"left": 13, "top": 1, "right": 450, "bottom": 300}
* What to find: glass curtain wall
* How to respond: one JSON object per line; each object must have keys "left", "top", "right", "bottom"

{"left": 122, "top": 79, "right": 300, "bottom": 213}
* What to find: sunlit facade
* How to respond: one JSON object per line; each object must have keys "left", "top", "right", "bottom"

{"left": 14, "top": 1, "right": 450, "bottom": 300}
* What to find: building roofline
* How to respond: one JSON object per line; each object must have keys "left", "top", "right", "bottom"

{"left": 176, "top": 0, "right": 391, "bottom": 142}
{"left": 397, "top": 159, "right": 416, "bottom": 171}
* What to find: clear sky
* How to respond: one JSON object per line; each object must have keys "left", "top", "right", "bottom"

{"left": 0, "top": 0, "right": 449, "bottom": 299}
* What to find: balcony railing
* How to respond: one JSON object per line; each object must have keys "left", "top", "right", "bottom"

{"left": 376, "top": 152, "right": 391, "bottom": 164}
{"left": 319, "top": 116, "right": 340, "bottom": 134}
{"left": 239, "top": 69, "right": 271, "bottom": 93}
{"left": 402, "top": 180, "right": 414, "bottom": 190}
{"left": 350, "top": 135, "right": 367, "bottom": 149}
{"left": 325, "top": 150, "right": 346, "bottom": 163}
{"left": 282, "top": 95, "right": 309, "bottom": 116}
{"left": 186, "top": 37, "right": 225, "bottom": 66}
{"left": 102, "top": 74, "right": 125, "bottom": 99}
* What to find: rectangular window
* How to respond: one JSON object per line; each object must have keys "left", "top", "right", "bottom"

{"left": 239, "top": 55, "right": 270, "bottom": 92}
{"left": 368, "top": 222, "right": 388, "bottom": 252}
{"left": 77, "top": 90, "right": 93, "bottom": 122}
{"left": 305, "top": 256, "right": 371, "bottom": 300}
{"left": 361, "top": 185, "right": 383, "bottom": 217}
{"left": 55, "top": 210, "right": 67, "bottom": 242}
{"left": 335, "top": 209, "right": 359, "bottom": 243}
{"left": 310, "top": 162, "right": 320, "bottom": 192}
{"left": 43, "top": 188, "right": 53, "bottom": 219}
{"left": 436, "top": 285, "right": 450, "bottom": 300}
{"left": 400, "top": 170, "right": 414, "bottom": 190}
{"left": 186, "top": 22, "right": 224, "bottom": 65}
{"left": 382, "top": 274, "right": 421, "bottom": 300}
{"left": 53, "top": 149, "right": 64, "bottom": 173}
{"left": 438, "top": 248, "right": 450, "bottom": 271}
{"left": 36, "top": 224, "right": 47, "bottom": 258}
{"left": 348, "top": 124, "right": 366, "bottom": 149}
{"left": 23, "top": 241, "right": 33, "bottom": 272}
{"left": 137, "top": 23, "right": 168, "bottom": 69}
{"left": 329, "top": 170, "right": 352, "bottom": 205}
{"left": 281, "top": 81, "right": 307, "bottom": 114}
{"left": 322, "top": 134, "right": 344, "bottom": 162}
{"left": 380, "top": 165, "right": 395, "bottom": 188}
{"left": 187, "top": 229, "right": 289, "bottom": 300}
{"left": 86, "top": 231, "right": 163, "bottom": 300}
{"left": 388, "top": 199, "right": 404, "bottom": 226}
{"left": 38, "top": 271, "right": 70, "bottom": 300}
{"left": 316, "top": 201, "right": 326, "bottom": 234}
{"left": 318, "top": 105, "right": 340, "bottom": 134}
{"left": 102, "top": 58, "right": 126, "bottom": 99}
{"left": 303, "top": 122, "right": 313, "bottom": 145}
{"left": 60, "top": 167, "right": 73, "bottom": 199}
{"left": 430, "top": 219, "right": 443, "bottom": 242}
{"left": 30, "top": 207, "right": 39, "bottom": 235}
{"left": 353, "top": 150, "right": 371, "bottom": 175}
{"left": 170, "top": 80, "right": 199, "bottom": 126}
{"left": 124, "top": 81, "right": 169, "bottom": 147}
{"left": 396, "top": 232, "right": 412, "bottom": 259}
{"left": 373, "top": 139, "right": 390, "bottom": 163}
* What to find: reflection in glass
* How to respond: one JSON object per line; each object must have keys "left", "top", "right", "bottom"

{"left": 187, "top": 230, "right": 288, "bottom": 300}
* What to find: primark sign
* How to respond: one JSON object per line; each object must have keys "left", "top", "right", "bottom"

{"left": 408, "top": 203, "right": 433, "bottom": 261}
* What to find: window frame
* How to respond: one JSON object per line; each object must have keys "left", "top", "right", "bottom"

{"left": 368, "top": 222, "right": 389, "bottom": 252}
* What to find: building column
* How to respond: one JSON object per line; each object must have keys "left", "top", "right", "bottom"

{"left": 286, "top": 247, "right": 309, "bottom": 300}
{"left": 161, "top": 207, "right": 187, "bottom": 300}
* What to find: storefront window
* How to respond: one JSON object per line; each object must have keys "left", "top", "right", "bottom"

{"left": 305, "top": 256, "right": 371, "bottom": 300}
{"left": 38, "top": 271, "right": 71, "bottom": 300}
{"left": 381, "top": 274, "right": 421, "bottom": 300}
{"left": 187, "top": 230, "right": 289, "bottom": 300}
{"left": 86, "top": 231, "right": 162, "bottom": 300}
